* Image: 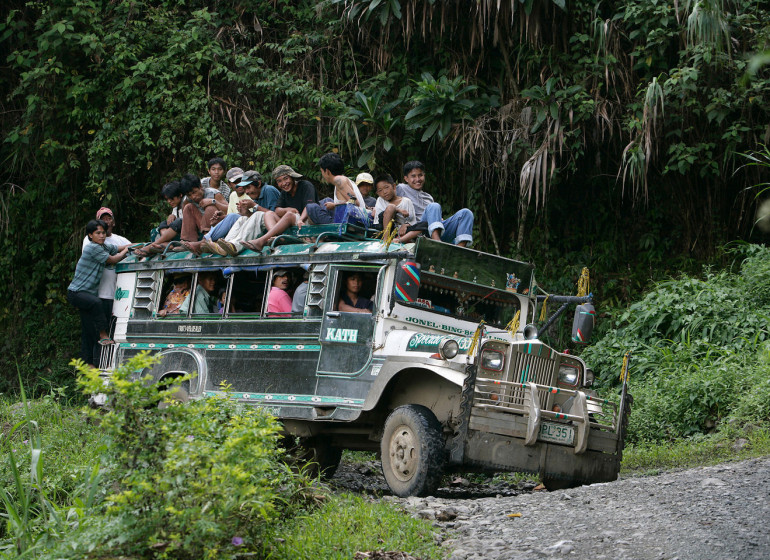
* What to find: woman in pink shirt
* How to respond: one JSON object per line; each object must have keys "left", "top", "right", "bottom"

{"left": 267, "top": 269, "right": 292, "bottom": 316}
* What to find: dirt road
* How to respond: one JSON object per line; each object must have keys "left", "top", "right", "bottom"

{"left": 333, "top": 456, "right": 770, "bottom": 559}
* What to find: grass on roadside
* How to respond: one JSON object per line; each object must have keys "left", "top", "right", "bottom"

{"left": 621, "top": 424, "right": 770, "bottom": 476}
{"left": 265, "top": 494, "right": 443, "bottom": 560}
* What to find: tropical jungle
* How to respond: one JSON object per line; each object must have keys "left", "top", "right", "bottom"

{"left": 1, "top": 0, "right": 770, "bottom": 558}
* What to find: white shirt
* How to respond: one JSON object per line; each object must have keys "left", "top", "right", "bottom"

{"left": 81, "top": 232, "right": 131, "bottom": 299}
{"left": 374, "top": 196, "right": 417, "bottom": 226}
{"left": 334, "top": 177, "right": 368, "bottom": 214}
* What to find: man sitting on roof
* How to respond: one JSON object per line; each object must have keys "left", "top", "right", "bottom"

{"left": 305, "top": 153, "right": 369, "bottom": 227}
{"left": 182, "top": 179, "right": 298, "bottom": 256}
{"left": 273, "top": 164, "right": 318, "bottom": 226}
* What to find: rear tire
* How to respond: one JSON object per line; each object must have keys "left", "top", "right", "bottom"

{"left": 542, "top": 476, "right": 579, "bottom": 491}
{"left": 283, "top": 435, "right": 342, "bottom": 480}
{"left": 157, "top": 381, "right": 189, "bottom": 409}
{"left": 381, "top": 404, "right": 445, "bottom": 497}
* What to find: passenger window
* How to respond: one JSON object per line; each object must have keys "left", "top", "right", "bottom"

{"left": 157, "top": 272, "right": 192, "bottom": 318}
{"left": 189, "top": 271, "right": 227, "bottom": 316}
{"left": 229, "top": 270, "right": 268, "bottom": 315}
{"left": 267, "top": 267, "right": 306, "bottom": 318}
{"left": 335, "top": 269, "right": 377, "bottom": 314}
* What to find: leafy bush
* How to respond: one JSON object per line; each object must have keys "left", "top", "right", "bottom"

{"left": 584, "top": 244, "right": 770, "bottom": 442}
{"left": 63, "top": 352, "right": 316, "bottom": 559}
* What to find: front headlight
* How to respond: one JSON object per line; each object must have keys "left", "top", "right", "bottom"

{"left": 481, "top": 349, "right": 504, "bottom": 371}
{"left": 438, "top": 338, "right": 459, "bottom": 360}
{"left": 558, "top": 363, "right": 579, "bottom": 387}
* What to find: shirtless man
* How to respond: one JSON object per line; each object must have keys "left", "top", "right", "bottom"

{"left": 308, "top": 152, "right": 368, "bottom": 226}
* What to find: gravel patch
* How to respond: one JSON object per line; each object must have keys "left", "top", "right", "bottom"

{"left": 332, "top": 456, "right": 770, "bottom": 559}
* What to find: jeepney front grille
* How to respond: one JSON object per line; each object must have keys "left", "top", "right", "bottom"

{"left": 506, "top": 346, "right": 557, "bottom": 406}
{"left": 473, "top": 343, "right": 558, "bottom": 412}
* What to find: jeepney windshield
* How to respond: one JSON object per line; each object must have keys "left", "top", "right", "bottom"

{"left": 407, "top": 273, "right": 521, "bottom": 328}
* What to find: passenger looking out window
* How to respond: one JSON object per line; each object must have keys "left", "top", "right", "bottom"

{"left": 179, "top": 271, "right": 221, "bottom": 315}
{"left": 157, "top": 275, "right": 191, "bottom": 317}
{"left": 267, "top": 269, "right": 292, "bottom": 316}
{"left": 338, "top": 272, "right": 373, "bottom": 314}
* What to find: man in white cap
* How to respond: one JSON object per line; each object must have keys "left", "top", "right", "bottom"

{"left": 80, "top": 207, "right": 131, "bottom": 363}
{"left": 355, "top": 172, "right": 377, "bottom": 208}
{"left": 225, "top": 167, "right": 246, "bottom": 213}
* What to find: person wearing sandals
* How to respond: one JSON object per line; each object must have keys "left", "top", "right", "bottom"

{"left": 135, "top": 174, "right": 227, "bottom": 258}
{"left": 80, "top": 207, "right": 131, "bottom": 361}
{"left": 183, "top": 180, "right": 297, "bottom": 256}
{"left": 68, "top": 219, "right": 130, "bottom": 365}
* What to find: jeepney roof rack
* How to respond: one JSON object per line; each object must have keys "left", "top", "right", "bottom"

{"left": 117, "top": 223, "right": 401, "bottom": 272}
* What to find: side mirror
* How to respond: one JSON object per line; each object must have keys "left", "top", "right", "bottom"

{"left": 571, "top": 303, "right": 595, "bottom": 344}
{"left": 392, "top": 260, "right": 421, "bottom": 305}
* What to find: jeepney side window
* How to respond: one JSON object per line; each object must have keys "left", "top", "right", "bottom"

{"left": 156, "top": 272, "right": 192, "bottom": 318}
{"left": 266, "top": 267, "right": 305, "bottom": 318}
{"left": 333, "top": 268, "right": 378, "bottom": 314}
{"left": 189, "top": 271, "right": 227, "bottom": 316}
{"left": 229, "top": 270, "right": 269, "bottom": 315}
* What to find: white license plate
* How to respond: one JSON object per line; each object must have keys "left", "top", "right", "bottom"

{"left": 538, "top": 421, "right": 575, "bottom": 445}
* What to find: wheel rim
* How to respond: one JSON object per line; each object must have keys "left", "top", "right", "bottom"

{"left": 388, "top": 423, "right": 419, "bottom": 482}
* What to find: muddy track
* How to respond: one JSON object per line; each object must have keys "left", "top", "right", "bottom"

{"left": 330, "top": 456, "right": 770, "bottom": 560}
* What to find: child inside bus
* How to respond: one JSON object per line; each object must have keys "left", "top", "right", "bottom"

{"left": 337, "top": 272, "right": 373, "bottom": 314}
{"left": 179, "top": 272, "right": 219, "bottom": 315}
{"left": 157, "top": 275, "right": 191, "bottom": 317}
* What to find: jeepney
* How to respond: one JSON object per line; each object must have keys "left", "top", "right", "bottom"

{"left": 104, "top": 224, "right": 630, "bottom": 496}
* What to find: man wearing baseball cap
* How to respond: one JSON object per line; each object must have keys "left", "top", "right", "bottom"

{"left": 236, "top": 170, "right": 281, "bottom": 214}
{"left": 225, "top": 167, "right": 247, "bottom": 214}
{"left": 272, "top": 164, "right": 318, "bottom": 225}
{"left": 355, "top": 172, "right": 377, "bottom": 208}
{"left": 80, "top": 207, "right": 131, "bottom": 364}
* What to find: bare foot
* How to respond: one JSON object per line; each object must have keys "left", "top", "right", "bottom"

{"left": 182, "top": 241, "right": 203, "bottom": 256}
{"left": 241, "top": 239, "right": 265, "bottom": 252}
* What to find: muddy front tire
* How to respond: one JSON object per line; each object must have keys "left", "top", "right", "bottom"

{"left": 381, "top": 404, "right": 445, "bottom": 497}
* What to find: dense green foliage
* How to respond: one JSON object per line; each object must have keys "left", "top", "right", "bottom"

{"left": 585, "top": 244, "right": 770, "bottom": 442}
{"left": 0, "top": 355, "right": 442, "bottom": 559}
{"left": 1, "top": 0, "right": 769, "bottom": 390}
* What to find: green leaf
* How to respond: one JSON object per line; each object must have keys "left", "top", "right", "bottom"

{"left": 421, "top": 120, "right": 440, "bottom": 142}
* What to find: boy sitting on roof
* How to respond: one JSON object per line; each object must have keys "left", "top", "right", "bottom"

{"left": 396, "top": 160, "right": 474, "bottom": 247}
{"left": 273, "top": 164, "right": 319, "bottom": 225}
{"left": 306, "top": 153, "right": 369, "bottom": 227}
{"left": 372, "top": 174, "right": 423, "bottom": 244}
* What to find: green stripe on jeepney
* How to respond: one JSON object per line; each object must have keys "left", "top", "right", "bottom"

{"left": 522, "top": 364, "right": 530, "bottom": 383}
{"left": 124, "top": 342, "right": 321, "bottom": 351}
{"left": 203, "top": 391, "right": 364, "bottom": 406}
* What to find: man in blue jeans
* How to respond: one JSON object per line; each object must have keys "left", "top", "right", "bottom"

{"left": 396, "top": 160, "right": 474, "bottom": 247}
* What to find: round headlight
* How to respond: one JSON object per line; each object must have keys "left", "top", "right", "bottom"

{"left": 439, "top": 338, "right": 460, "bottom": 360}
{"left": 523, "top": 324, "right": 539, "bottom": 340}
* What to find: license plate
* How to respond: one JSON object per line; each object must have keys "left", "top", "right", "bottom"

{"left": 538, "top": 421, "right": 575, "bottom": 445}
